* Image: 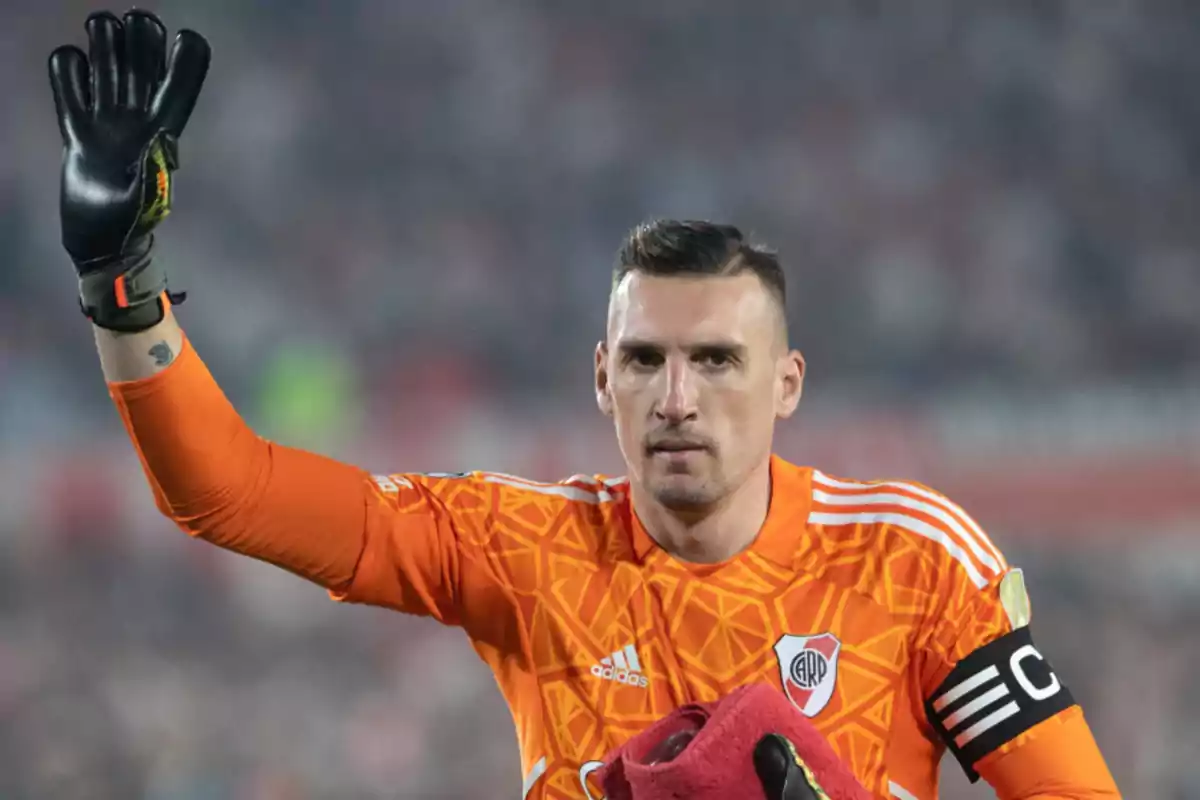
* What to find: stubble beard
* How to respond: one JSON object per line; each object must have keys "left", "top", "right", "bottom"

{"left": 650, "top": 469, "right": 724, "bottom": 514}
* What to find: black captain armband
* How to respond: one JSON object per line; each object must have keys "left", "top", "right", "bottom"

{"left": 925, "top": 627, "right": 1075, "bottom": 782}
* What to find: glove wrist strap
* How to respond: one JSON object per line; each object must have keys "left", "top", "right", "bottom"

{"left": 77, "top": 236, "right": 186, "bottom": 332}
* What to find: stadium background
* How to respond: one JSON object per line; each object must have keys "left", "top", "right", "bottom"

{"left": 3, "top": 1, "right": 1199, "bottom": 797}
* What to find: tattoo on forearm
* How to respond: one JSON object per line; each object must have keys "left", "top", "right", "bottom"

{"left": 148, "top": 341, "right": 175, "bottom": 367}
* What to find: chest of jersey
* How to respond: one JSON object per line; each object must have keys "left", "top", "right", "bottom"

{"left": 519, "top": 551, "right": 913, "bottom": 797}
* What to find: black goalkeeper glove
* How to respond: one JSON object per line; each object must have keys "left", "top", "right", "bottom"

{"left": 48, "top": 9, "right": 210, "bottom": 332}
{"left": 754, "top": 734, "right": 831, "bottom": 800}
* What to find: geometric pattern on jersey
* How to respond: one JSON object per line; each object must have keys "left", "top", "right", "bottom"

{"left": 360, "top": 458, "right": 1016, "bottom": 800}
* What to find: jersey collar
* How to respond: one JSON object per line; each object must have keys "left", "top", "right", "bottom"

{"left": 626, "top": 454, "right": 812, "bottom": 569}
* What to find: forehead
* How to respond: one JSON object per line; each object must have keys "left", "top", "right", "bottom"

{"left": 608, "top": 272, "right": 777, "bottom": 345}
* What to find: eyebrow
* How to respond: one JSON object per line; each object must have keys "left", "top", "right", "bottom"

{"left": 615, "top": 339, "right": 748, "bottom": 355}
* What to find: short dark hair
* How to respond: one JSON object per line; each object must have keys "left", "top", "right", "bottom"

{"left": 613, "top": 219, "right": 787, "bottom": 313}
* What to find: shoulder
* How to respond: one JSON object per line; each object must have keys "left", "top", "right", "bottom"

{"left": 484, "top": 471, "right": 630, "bottom": 508}
{"left": 370, "top": 470, "right": 631, "bottom": 566}
{"left": 373, "top": 470, "right": 629, "bottom": 539}
{"left": 806, "top": 468, "right": 1008, "bottom": 594}
{"left": 374, "top": 470, "right": 627, "bottom": 505}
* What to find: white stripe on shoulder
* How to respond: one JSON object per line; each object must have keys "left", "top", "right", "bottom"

{"left": 888, "top": 781, "right": 921, "bottom": 800}
{"left": 812, "top": 470, "right": 1006, "bottom": 571}
{"left": 809, "top": 510, "right": 988, "bottom": 588}
{"left": 481, "top": 473, "right": 617, "bottom": 504}
{"left": 522, "top": 756, "right": 547, "bottom": 799}
{"left": 811, "top": 487, "right": 1001, "bottom": 576}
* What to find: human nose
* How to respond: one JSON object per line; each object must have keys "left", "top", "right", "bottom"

{"left": 653, "top": 356, "right": 699, "bottom": 424}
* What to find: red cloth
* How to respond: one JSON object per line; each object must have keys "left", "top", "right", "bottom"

{"left": 596, "top": 683, "right": 872, "bottom": 800}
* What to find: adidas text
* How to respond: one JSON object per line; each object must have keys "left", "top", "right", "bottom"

{"left": 590, "top": 663, "right": 649, "bottom": 688}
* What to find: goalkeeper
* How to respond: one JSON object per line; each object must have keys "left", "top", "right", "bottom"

{"left": 48, "top": 10, "right": 1121, "bottom": 799}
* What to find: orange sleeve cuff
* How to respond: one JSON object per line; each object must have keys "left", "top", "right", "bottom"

{"left": 976, "top": 706, "right": 1122, "bottom": 799}
{"left": 107, "top": 334, "right": 368, "bottom": 590}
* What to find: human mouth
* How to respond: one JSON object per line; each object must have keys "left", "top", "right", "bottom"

{"left": 646, "top": 439, "right": 710, "bottom": 457}
{"left": 648, "top": 444, "right": 707, "bottom": 474}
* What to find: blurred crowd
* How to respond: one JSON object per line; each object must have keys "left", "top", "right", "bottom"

{"left": 2, "top": 1, "right": 1199, "bottom": 797}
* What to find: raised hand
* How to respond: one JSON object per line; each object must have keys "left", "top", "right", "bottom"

{"left": 49, "top": 9, "right": 210, "bottom": 331}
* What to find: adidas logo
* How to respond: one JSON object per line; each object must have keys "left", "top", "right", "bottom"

{"left": 591, "top": 644, "right": 649, "bottom": 688}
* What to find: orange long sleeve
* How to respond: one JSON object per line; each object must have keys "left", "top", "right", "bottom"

{"left": 106, "top": 334, "right": 370, "bottom": 590}
{"left": 977, "top": 707, "right": 1122, "bottom": 799}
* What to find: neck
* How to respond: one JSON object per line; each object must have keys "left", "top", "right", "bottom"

{"left": 633, "top": 457, "right": 773, "bottom": 564}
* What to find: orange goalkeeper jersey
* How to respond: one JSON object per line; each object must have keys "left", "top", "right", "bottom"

{"left": 344, "top": 464, "right": 1063, "bottom": 800}
{"left": 109, "top": 336, "right": 1118, "bottom": 799}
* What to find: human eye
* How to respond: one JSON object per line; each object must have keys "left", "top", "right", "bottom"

{"left": 622, "top": 346, "right": 664, "bottom": 371}
{"left": 693, "top": 347, "right": 739, "bottom": 371}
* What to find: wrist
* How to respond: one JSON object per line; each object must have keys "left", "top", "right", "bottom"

{"left": 78, "top": 235, "right": 184, "bottom": 333}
